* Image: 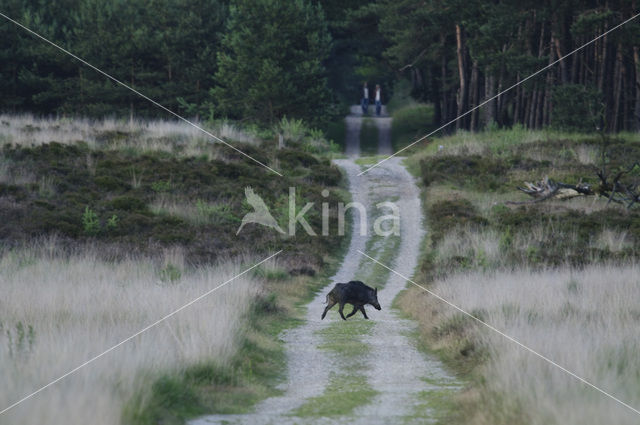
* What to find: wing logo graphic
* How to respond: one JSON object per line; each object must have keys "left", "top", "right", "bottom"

{"left": 236, "top": 187, "right": 285, "bottom": 235}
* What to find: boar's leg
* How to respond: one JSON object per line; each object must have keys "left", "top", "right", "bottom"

{"left": 338, "top": 303, "right": 347, "bottom": 320}
{"left": 321, "top": 300, "right": 336, "bottom": 320}
{"left": 345, "top": 304, "right": 359, "bottom": 318}
{"left": 359, "top": 306, "right": 369, "bottom": 319}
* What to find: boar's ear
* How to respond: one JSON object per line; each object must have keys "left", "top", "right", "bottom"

{"left": 374, "top": 287, "right": 378, "bottom": 295}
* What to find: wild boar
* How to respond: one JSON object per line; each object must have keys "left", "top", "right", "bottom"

{"left": 321, "top": 280, "right": 381, "bottom": 320}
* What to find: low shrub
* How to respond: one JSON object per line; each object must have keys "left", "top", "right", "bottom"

{"left": 277, "top": 149, "right": 319, "bottom": 168}
{"left": 0, "top": 138, "right": 346, "bottom": 265}
{"left": 391, "top": 104, "right": 435, "bottom": 151}
{"left": 421, "top": 155, "right": 507, "bottom": 191}
{"left": 427, "top": 198, "right": 488, "bottom": 245}
{"left": 94, "top": 175, "right": 127, "bottom": 191}
{"left": 110, "top": 196, "right": 148, "bottom": 212}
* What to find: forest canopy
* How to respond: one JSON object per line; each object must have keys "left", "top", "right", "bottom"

{"left": 1, "top": 0, "right": 640, "bottom": 132}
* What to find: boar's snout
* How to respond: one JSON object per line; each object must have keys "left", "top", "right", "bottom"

{"left": 371, "top": 287, "right": 381, "bottom": 310}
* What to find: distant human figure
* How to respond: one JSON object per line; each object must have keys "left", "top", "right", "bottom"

{"left": 361, "top": 82, "right": 369, "bottom": 114}
{"left": 375, "top": 84, "right": 381, "bottom": 116}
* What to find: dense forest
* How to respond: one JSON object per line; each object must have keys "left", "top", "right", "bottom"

{"left": 1, "top": 0, "right": 640, "bottom": 132}
{"left": 380, "top": 0, "right": 640, "bottom": 132}
{"left": 0, "top": 0, "right": 387, "bottom": 127}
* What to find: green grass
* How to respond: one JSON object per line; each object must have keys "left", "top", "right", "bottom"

{"left": 352, "top": 190, "right": 401, "bottom": 287}
{"left": 403, "top": 125, "right": 640, "bottom": 174}
{"left": 125, "top": 342, "right": 286, "bottom": 425}
{"left": 386, "top": 79, "right": 420, "bottom": 114}
{"left": 404, "top": 385, "right": 462, "bottom": 425}
{"left": 391, "top": 104, "right": 435, "bottom": 152}
{"left": 325, "top": 118, "right": 347, "bottom": 150}
{"left": 125, "top": 301, "right": 293, "bottom": 425}
{"left": 360, "top": 118, "right": 379, "bottom": 156}
{"left": 354, "top": 154, "right": 388, "bottom": 166}
{"left": 317, "top": 320, "right": 374, "bottom": 356}
{"left": 293, "top": 320, "right": 377, "bottom": 417}
{"left": 354, "top": 231, "right": 400, "bottom": 288}
{"left": 291, "top": 374, "right": 378, "bottom": 417}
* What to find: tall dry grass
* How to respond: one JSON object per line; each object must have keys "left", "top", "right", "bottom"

{"left": 0, "top": 243, "right": 260, "bottom": 425}
{"left": 0, "top": 114, "right": 260, "bottom": 156}
{"left": 429, "top": 264, "right": 640, "bottom": 425}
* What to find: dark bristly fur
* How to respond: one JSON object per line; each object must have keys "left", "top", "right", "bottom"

{"left": 321, "top": 280, "right": 381, "bottom": 320}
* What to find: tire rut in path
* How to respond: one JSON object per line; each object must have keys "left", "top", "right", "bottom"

{"left": 375, "top": 117, "right": 392, "bottom": 155}
{"left": 351, "top": 160, "right": 459, "bottom": 424}
{"left": 189, "top": 159, "right": 369, "bottom": 425}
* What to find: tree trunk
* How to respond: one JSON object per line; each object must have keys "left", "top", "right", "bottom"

{"left": 79, "top": 68, "right": 84, "bottom": 108}
{"left": 570, "top": 36, "right": 580, "bottom": 83}
{"left": 441, "top": 56, "right": 448, "bottom": 124}
{"left": 415, "top": 68, "right": 424, "bottom": 87}
{"left": 528, "top": 21, "right": 546, "bottom": 129}
{"left": 623, "top": 63, "right": 630, "bottom": 131}
{"left": 581, "top": 44, "right": 588, "bottom": 86}
{"left": 523, "top": 90, "right": 531, "bottom": 128}
{"left": 431, "top": 65, "right": 442, "bottom": 125}
{"left": 633, "top": 46, "right": 640, "bottom": 130}
{"left": 496, "top": 72, "right": 504, "bottom": 125}
{"left": 528, "top": 87, "right": 538, "bottom": 128}
{"left": 496, "top": 44, "right": 508, "bottom": 124}
{"left": 534, "top": 86, "right": 543, "bottom": 128}
{"left": 470, "top": 60, "right": 479, "bottom": 130}
{"left": 130, "top": 64, "right": 135, "bottom": 123}
{"left": 441, "top": 35, "right": 449, "bottom": 124}
{"left": 553, "top": 35, "right": 568, "bottom": 84}
{"left": 598, "top": 19, "right": 608, "bottom": 92}
{"left": 543, "top": 87, "right": 552, "bottom": 127}
{"left": 514, "top": 74, "right": 522, "bottom": 124}
{"left": 543, "top": 32, "right": 557, "bottom": 126}
{"left": 269, "top": 100, "right": 274, "bottom": 125}
{"left": 484, "top": 67, "right": 496, "bottom": 126}
{"left": 611, "top": 42, "right": 623, "bottom": 132}
{"left": 455, "top": 24, "right": 468, "bottom": 130}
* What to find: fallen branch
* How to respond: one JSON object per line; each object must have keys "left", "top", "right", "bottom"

{"left": 509, "top": 165, "right": 640, "bottom": 210}
{"left": 597, "top": 162, "right": 640, "bottom": 208}
{"left": 506, "top": 177, "right": 593, "bottom": 205}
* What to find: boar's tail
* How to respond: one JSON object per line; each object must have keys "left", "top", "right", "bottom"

{"left": 324, "top": 287, "right": 337, "bottom": 304}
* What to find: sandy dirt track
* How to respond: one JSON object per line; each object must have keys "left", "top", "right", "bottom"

{"left": 190, "top": 108, "right": 459, "bottom": 425}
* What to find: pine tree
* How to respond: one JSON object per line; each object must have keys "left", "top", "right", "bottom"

{"left": 212, "top": 0, "right": 332, "bottom": 126}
